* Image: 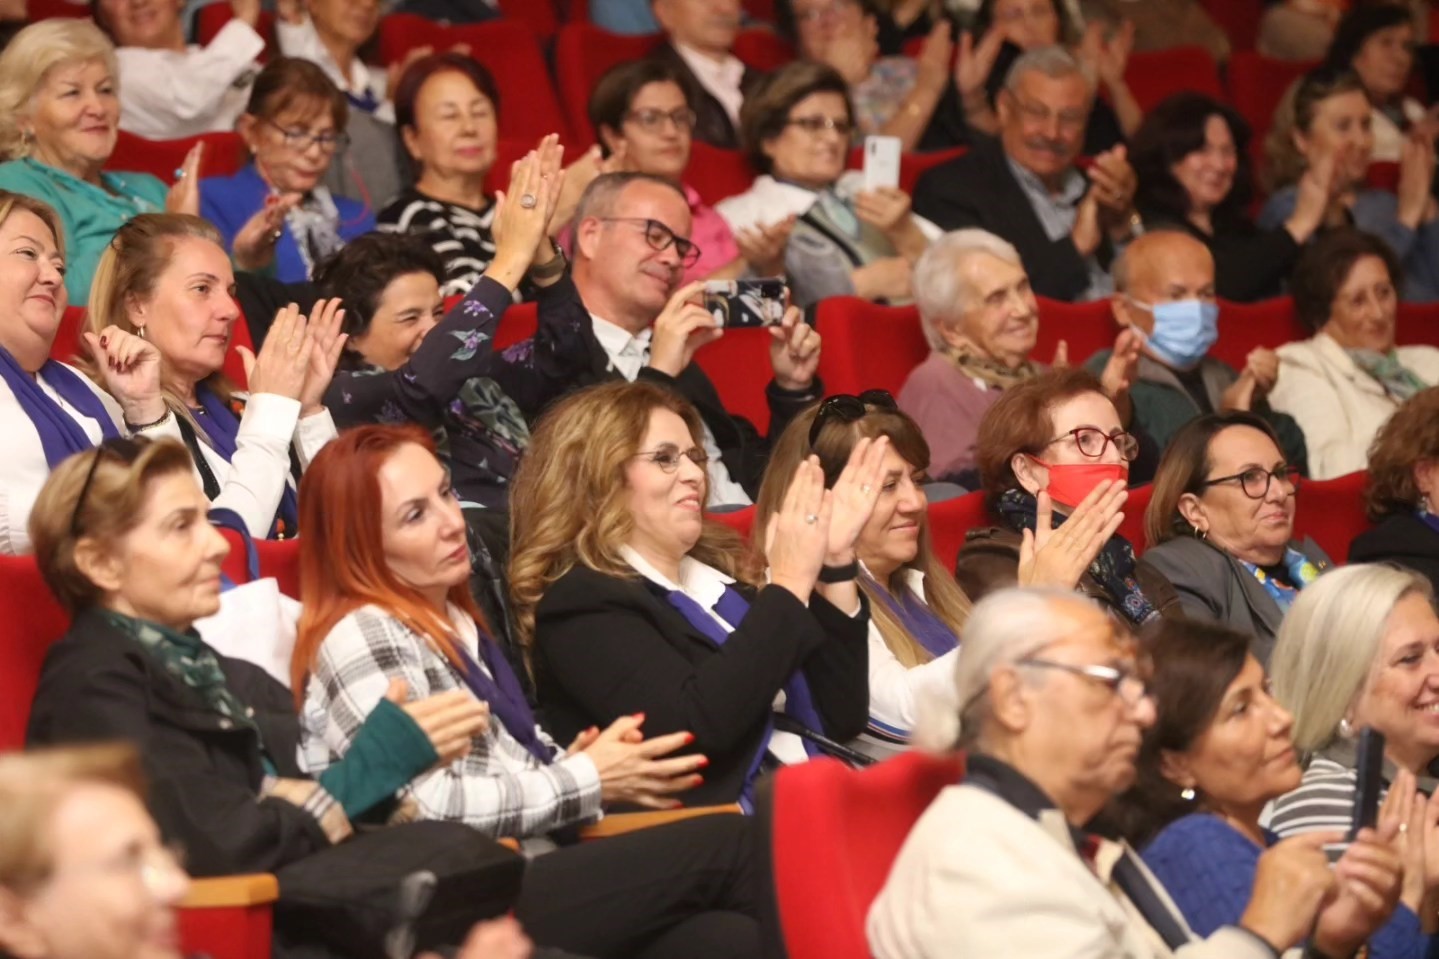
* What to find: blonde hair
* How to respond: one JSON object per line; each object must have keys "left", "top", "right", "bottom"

{"left": 753, "top": 401, "right": 971, "bottom": 669}
{"left": 0, "top": 743, "right": 144, "bottom": 894}
{"left": 1262, "top": 68, "right": 1367, "bottom": 193}
{"left": 84, "top": 213, "right": 236, "bottom": 423}
{"left": 28, "top": 437, "right": 197, "bottom": 613}
{"left": 508, "top": 381, "right": 760, "bottom": 655}
{"left": 0, "top": 189, "right": 65, "bottom": 248}
{"left": 1271, "top": 563, "right": 1434, "bottom": 756}
{"left": 0, "top": 20, "right": 118, "bottom": 160}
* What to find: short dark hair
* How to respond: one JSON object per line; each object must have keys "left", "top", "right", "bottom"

{"left": 588, "top": 59, "right": 692, "bottom": 157}
{"left": 973, "top": 0, "right": 1077, "bottom": 45}
{"left": 245, "top": 57, "right": 348, "bottom": 131}
{"left": 739, "top": 60, "right": 853, "bottom": 176}
{"left": 1130, "top": 92, "right": 1255, "bottom": 228}
{"left": 1144, "top": 412, "right": 1285, "bottom": 547}
{"left": 1291, "top": 228, "right": 1404, "bottom": 334}
{"left": 392, "top": 51, "right": 500, "bottom": 132}
{"left": 312, "top": 233, "right": 445, "bottom": 354}
{"left": 1325, "top": 3, "right": 1414, "bottom": 76}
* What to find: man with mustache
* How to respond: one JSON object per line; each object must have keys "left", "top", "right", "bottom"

{"left": 648, "top": 0, "right": 765, "bottom": 149}
{"left": 912, "top": 46, "right": 1142, "bottom": 302}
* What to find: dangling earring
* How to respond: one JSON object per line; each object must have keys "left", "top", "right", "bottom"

{"left": 136, "top": 324, "right": 147, "bottom": 340}
{"left": 1338, "top": 716, "right": 1354, "bottom": 738}
{"left": 1180, "top": 787, "right": 1197, "bottom": 801}
{"left": 1192, "top": 523, "right": 1207, "bottom": 540}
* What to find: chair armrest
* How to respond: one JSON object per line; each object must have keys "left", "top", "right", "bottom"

{"left": 579, "top": 804, "right": 743, "bottom": 840}
{"left": 182, "top": 874, "right": 279, "bottom": 908}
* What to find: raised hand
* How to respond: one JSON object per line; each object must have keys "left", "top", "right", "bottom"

{"left": 165, "top": 143, "right": 203, "bottom": 216}
{"left": 818, "top": 17, "right": 879, "bottom": 83}
{"left": 230, "top": 0, "right": 261, "bottom": 29}
{"left": 915, "top": 20, "right": 953, "bottom": 94}
{"left": 854, "top": 187, "right": 916, "bottom": 237}
{"left": 1017, "top": 483, "right": 1126, "bottom": 589}
{"left": 823, "top": 435, "right": 888, "bottom": 563}
{"left": 647, "top": 280, "right": 722, "bottom": 377}
{"left": 582, "top": 715, "right": 707, "bottom": 809}
{"left": 239, "top": 301, "right": 315, "bottom": 399}
{"left": 1100, "top": 326, "right": 1142, "bottom": 399}
{"left": 1241, "top": 831, "right": 1343, "bottom": 952}
{"left": 1397, "top": 133, "right": 1437, "bottom": 229}
{"left": 383, "top": 678, "right": 490, "bottom": 766}
{"left": 954, "top": 29, "right": 1003, "bottom": 103}
{"left": 487, "top": 143, "right": 566, "bottom": 289}
{"left": 1314, "top": 822, "right": 1405, "bottom": 954}
{"left": 85, "top": 325, "right": 165, "bottom": 425}
{"left": 297, "top": 297, "right": 346, "bottom": 417}
{"left": 851, "top": 256, "right": 913, "bottom": 302}
{"left": 768, "top": 305, "right": 819, "bottom": 391}
{"left": 233, "top": 193, "right": 301, "bottom": 270}
{"left": 550, "top": 143, "right": 605, "bottom": 238}
{"left": 1089, "top": 146, "right": 1137, "bottom": 220}
{"left": 1071, "top": 191, "right": 1102, "bottom": 257}
{"left": 735, "top": 215, "right": 794, "bottom": 277}
{"left": 765, "top": 455, "right": 833, "bottom": 603}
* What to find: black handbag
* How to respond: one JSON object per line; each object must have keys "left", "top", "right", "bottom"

{"left": 272, "top": 819, "right": 525, "bottom": 959}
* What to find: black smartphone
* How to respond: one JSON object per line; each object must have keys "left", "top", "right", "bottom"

{"left": 702, "top": 279, "right": 788, "bottom": 328}
{"left": 1349, "top": 726, "right": 1386, "bottom": 841}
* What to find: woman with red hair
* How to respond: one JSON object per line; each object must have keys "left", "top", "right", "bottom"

{"left": 293, "top": 423, "right": 763, "bottom": 959}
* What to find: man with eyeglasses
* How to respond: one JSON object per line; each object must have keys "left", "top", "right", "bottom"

{"left": 1085, "top": 230, "right": 1309, "bottom": 470}
{"left": 649, "top": 0, "right": 765, "bottom": 149}
{"left": 912, "top": 46, "right": 1143, "bottom": 303}
{"left": 869, "top": 587, "right": 1366, "bottom": 959}
{"left": 557, "top": 171, "right": 823, "bottom": 506}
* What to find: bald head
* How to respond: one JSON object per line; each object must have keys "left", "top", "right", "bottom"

{"left": 1111, "top": 230, "right": 1217, "bottom": 346}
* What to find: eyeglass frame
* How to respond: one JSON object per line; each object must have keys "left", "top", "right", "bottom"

{"left": 1016, "top": 657, "right": 1150, "bottom": 705}
{"left": 1199, "top": 464, "right": 1300, "bottom": 500}
{"left": 623, "top": 107, "right": 699, "bottom": 133}
{"left": 784, "top": 115, "right": 854, "bottom": 138}
{"left": 71, "top": 436, "right": 150, "bottom": 538}
{"left": 596, "top": 217, "right": 703, "bottom": 267}
{"left": 807, "top": 390, "right": 898, "bottom": 447}
{"left": 262, "top": 118, "right": 350, "bottom": 153}
{"left": 630, "top": 444, "right": 710, "bottom": 474}
{"left": 1039, "top": 427, "right": 1140, "bottom": 463}
{"left": 1006, "top": 95, "right": 1089, "bottom": 133}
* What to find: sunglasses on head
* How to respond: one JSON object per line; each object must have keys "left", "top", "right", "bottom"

{"left": 71, "top": 436, "right": 150, "bottom": 538}
{"left": 807, "top": 390, "right": 898, "bottom": 448}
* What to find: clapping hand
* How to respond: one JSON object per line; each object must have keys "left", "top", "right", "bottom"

{"left": 647, "top": 280, "right": 722, "bottom": 377}
{"left": 239, "top": 300, "right": 316, "bottom": 400}
{"left": 735, "top": 215, "right": 794, "bottom": 277}
{"left": 1017, "top": 484, "right": 1126, "bottom": 590}
{"left": 384, "top": 678, "right": 490, "bottom": 766}
{"left": 582, "top": 715, "right": 707, "bottom": 809}
{"left": 854, "top": 187, "right": 915, "bottom": 237}
{"left": 1099, "top": 327, "right": 1142, "bottom": 400}
{"left": 765, "top": 455, "right": 834, "bottom": 603}
{"left": 85, "top": 325, "right": 166, "bottom": 426}
{"left": 1243, "top": 831, "right": 1344, "bottom": 952}
{"left": 165, "top": 143, "right": 203, "bottom": 216}
{"left": 915, "top": 21, "right": 954, "bottom": 93}
{"left": 822, "top": 435, "right": 889, "bottom": 565}
{"left": 954, "top": 29, "right": 1003, "bottom": 105}
{"left": 297, "top": 297, "right": 347, "bottom": 417}
{"left": 233, "top": 193, "right": 301, "bottom": 271}
{"left": 487, "top": 140, "right": 567, "bottom": 290}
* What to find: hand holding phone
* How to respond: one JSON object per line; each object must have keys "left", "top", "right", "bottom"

{"left": 703, "top": 279, "right": 789, "bottom": 328}
{"left": 863, "top": 136, "right": 901, "bottom": 192}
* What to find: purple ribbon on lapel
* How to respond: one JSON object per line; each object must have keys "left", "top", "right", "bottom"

{"left": 452, "top": 632, "right": 553, "bottom": 766}
{"left": 193, "top": 384, "right": 298, "bottom": 537}
{"left": 0, "top": 347, "right": 119, "bottom": 467}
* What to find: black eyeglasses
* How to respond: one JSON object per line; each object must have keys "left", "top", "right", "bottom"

{"left": 624, "top": 107, "right": 698, "bottom": 133}
{"left": 807, "top": 390, "right": 897, "bottom": 447}
{"left": 71, "top": 436, "right": 149, "bottom": 537}
{"left": 1017, "top": 658, "right": 1150, "bottom": 705}
{"left": 631, "top": 445, "right": 709, "bottom": 473}
{"left": 598, "top": 217, "right": 702, "bottom": 267}
{"left": 1042, "top": 427, "right": 1140, "bottom": 462}
{"left": 785, "top": 115, "right": 853, "bottom": 138}
{"left": 1201, "top": 464, "right": 1299, "bottom": 500}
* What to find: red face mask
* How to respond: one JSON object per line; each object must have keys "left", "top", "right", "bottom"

{"left": 1028, "top": 457, "right": 1128, "bottom": 508}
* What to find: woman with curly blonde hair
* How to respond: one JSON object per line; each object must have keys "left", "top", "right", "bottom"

{"left": 511, "top": 379, "right": 882, "bottom": 808}
{"left": 1350, "top": 386, "right": 1439, "bottom": 589}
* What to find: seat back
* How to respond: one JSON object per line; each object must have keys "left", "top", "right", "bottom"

{"left": 1210, "top": 297, "right": 1303, "bottom": 370}
{"left": 219, "top": 530, "right": 303, "bottom": 599}
{"left": 1294, "top": 471, "right": 1372, "bottom": 562}
{"left": 1227, "top": 53, "right": 1315, "bottom": 172}
{"left": 732, "top": 27, "right": 794, "bottom": 71}
{"left": 1118, "top": 482, "right": 1154, "bottom": 555}
{"left": 493, "top": 302, "right": 540, "bottom": 350}
{"left": 0, "top": 555, "right": 71, "bottom": 748}
{"left": 554, "top": 25, "right": 661, "bottom": 147}
{"left": 1124, "top": 46, "right": 1224, "bottom": 113}
{"left": 760, "top": 752, "right": 966, "bottom": 959}
{"left": 814, "top": 298, "right": 928, "bottom": 399}
{"left": 109, "top": 130, "right": 248, "bottom": 182}
{"left": 52, "top": 306, "right": 87, "bottom": 365}
{"left": 926, "top": 490, "right": 991, "bottom": 573}
{"left": 496, "top": 0, "right": 559, "bottom": 41}
{"left": 1035, "top": 296, "right": 1115, "bottom": 367}
{"left": 688, "top": 142, "right": 758, "bottom": 207}
{"left": 1398, "top": 301, "right": 1439, "bottom": 348}
{"left": 710, "top": 505, "right": 756, "bottom": 540}
{"left": 693, "top": 325, "right": 777, "bottom": 434}
{"left": 1200, "top": 0, "right": 1262, "bottom": 51}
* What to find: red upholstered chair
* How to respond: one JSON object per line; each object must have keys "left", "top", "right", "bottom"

{"left": 1293, "top": 471, "right": 1373, "bottom": 562}
{"left": 1398, "top": 301, "right": 1439, "bottom": 348}
{"left": 218, "top": 530, "right": 303, "bottom": 599}
{"left": 1035, "top": 296, "right": 1115, "bottom": 368}
{"left": 733, "top": 27, "right": 794, "bottom": 71}
{"left": 493, "top": 302, "right": 539, "bottom": 350}
{"left": 1200, "top": 0, "right": 1262, "bottom": 51}
{"left": 743, "top": 0, "right": 776, "bottom": 23}
{"left": 378, "top": 16, "right": 570, "bottom": 143}
{"left": 195, "top": 6, "right": 275, "bottom": 57}
{"left": 1227, "top": 54, "right": 1316, "bottom": 172}
{"left": 496, "top": 0, "right": 560, "bottom": 42}
{"left": 109, "top": 130, "right": 247, "bottom": 181}
{"left": 899, "top": 146, "right": 966, "bottom": 194}
{"left": 710, "top": 505, "right": 756, "bottom": 540}
{"left": 25, "top": 0, "right": 88, "bottom": 18}
{"left": 52, "top": 306, "right": 87, "bottom": 365}
{"left": 1209, "top": 297, "right": 1303, "bottom": 370}
{"left": 926, "top": 490, "right": 992, "bottom": 574}
{"left": 758, "top": 751, "right": 966, "bottom": 959}
{"left": 688, "top": 141, "right": 758, "bottom": 207}
{"left": 814, "top": 298, "right": 928, "bottom": 398}
{"left": 1367, "top": 161, "right": 1401, "bottom": 192}
{"left": 1123, "top": 47, "right": 1224, "bottom": 114}
{"left": 1117, "top": 482, "right": 1154, "bottom": 556}
{"left": 693, "top": 326, "right": 779, "bottom": 433}
{"left": 555, "top": 25, "right": 661, "bottom": 147}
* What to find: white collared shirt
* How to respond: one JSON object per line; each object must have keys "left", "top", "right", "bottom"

{"left": 275, "top": 16, "right": 393, "bottom": 123}
{"left": 116, "top": 20, "right": 264, "bottom": 139}
{"left": 672, "top": 40, "right": 746, "bottom": 129}
{"left": 589, "top": 313, "right": 752, "bottom": 508}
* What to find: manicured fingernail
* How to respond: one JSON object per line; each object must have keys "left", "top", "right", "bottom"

{"left": 684, "top": 732, "right": 696, "bottom": 745}
{"left": 99, "top": 335, "right": 108, "bottom": 347}
{"left": 696, "top": 755, "right": 709, "bottom": 767}
{"left": 633, "top": 712, "right": 645, "bottom": 722}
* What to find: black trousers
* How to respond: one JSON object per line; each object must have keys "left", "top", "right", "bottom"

{"left": 515, "top": 814, "right": 761, "bottom": 959}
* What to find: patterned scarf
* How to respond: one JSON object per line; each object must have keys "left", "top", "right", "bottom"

{"left": 941, "top": 345, "right": 1040, "bottom": 391}
{"left": 287, "top": 187, "right": 347, "bottom": 279}
{"left": 1347, "top": 348, "right": 1427, "bottom": 402}
{"left": 997, "top": 489, "right": 1158, "bottom": 626}
{"left": 1239, "top": 547, "right": 1323, "bottom": 612}
{"left": 863, "top": 573, "right": 959, "bottom": 659}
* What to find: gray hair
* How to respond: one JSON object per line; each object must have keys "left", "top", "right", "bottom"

{"left": 0, "top": 20, "right": 119, "bottom": 161}
{"left": 1003, "top": 44, "right": 1092, "bottom": 95}
{"left": 1272, "top": 563, "right": 1435, "bottom": 756}
{"left": 570, "top": 171, "right": 686, "bottom": 242}
{"left": 912, "top": 229, "right": 1024, "bottom": 351}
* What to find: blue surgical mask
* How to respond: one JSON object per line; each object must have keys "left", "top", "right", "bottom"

{"left": 1128, "top": 298, "right": 1219, "bottom": 370}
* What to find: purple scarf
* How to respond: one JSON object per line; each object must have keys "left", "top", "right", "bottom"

{"left": 1, "top": 346, "right": 119, "bottom": 467}
{"left": 193, "top": 384, "right": 298, "bottom": 537}
{"left": 864, "top": 573, "right": 959, "bottom": 659}
{"left": 452, "top": 629, "right": 552, "bottom": 766}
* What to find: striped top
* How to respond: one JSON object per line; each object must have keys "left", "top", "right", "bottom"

{"left": 1265, "top": 753, "right": 1364, "bottom": 861}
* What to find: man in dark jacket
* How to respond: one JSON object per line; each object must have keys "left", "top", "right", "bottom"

{"left": 648, "top": 0, "right": 765, "bottom": 149}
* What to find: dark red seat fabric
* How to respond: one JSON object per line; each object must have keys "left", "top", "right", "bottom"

{"left": 52, "top": 306, "right": 86, "bottom": 366}
{"left": 1201, "top": 0, "right": 1263, "bottom": 51}
{"left": 693, "top": 325, "right": 779, "bottom": 434}
{"left": 195, "top": 6, "right": 275, "bottom": 58}
{"left": 1227, "top": 53, "right": 1316, "bottom": 171}
{"left": 1035, "top": 296, "right": 1115, "bottom": 368}
{"left": 1398, "top": 301, "right": 1439, "bottom": 348}
{"left": 554, "top": 24, "right": 660, "bottom": 147}
{"left": 109, "top": 130, "right": 247, "bottom": 182}
{"left": 496, "top": 0, "right": 559, "bottom": 41}
{"left": 688, "top": 142, "right": 758, "bottom": 207}
{"left": 1119, "top": 482, "right": 1154, "bottom": 555}
{"left": 814, "top": 298, "right": 928, "bottom": 399}
{"left": 927, "top": 491, "right": 992, "bottom": 573}
{"left": 710, "top": 505, "right": 756, "bottom": 540}
{"left": 758, "top": 751, "right": 966, "bottom": 959}
{"left": 731, "top": 27, "right": 794, "bottom": 71}
{"left": 1294, "top": 471, "right": 1373, "bottom": 562}
{"left": 218, "top": 530, "right": 302, "bottom": 599}
{"left": 0, "top": 555, "right": 70, "bottom": 748}
{"left": 1124, "top": 46, "right": 1224, "bottom": 114}
{"left": 493, "top": 301, "right": 539, "bottom": 350}
{"left": 1209, "top": 297, "right": 1303, "bottom": 370}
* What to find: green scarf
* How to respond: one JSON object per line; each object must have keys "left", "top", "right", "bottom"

{"left": 1347, "top": 348, "right": 1427, "bottom": 402}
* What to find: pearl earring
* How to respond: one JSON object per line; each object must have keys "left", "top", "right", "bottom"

{"left": 1180, "top": 787, "right": 1196, "bottom": 801}
{"left": 1339, "top": 716, "right": 1354, "bottom": 737}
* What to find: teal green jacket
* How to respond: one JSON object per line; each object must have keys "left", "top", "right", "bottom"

{"left": 0, "top": 158, "right": 167, "bottom": 305}
{"left": 1084, "top": 350, "right": 1310, "bottom": 475}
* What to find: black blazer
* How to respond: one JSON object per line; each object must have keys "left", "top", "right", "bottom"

{"left": 649, "top": 42, "right": 766, "bottom": 150}
{"left": 1350, "top": 513, "right": 1439, "bottom": 594}
{"left": 25, "top": 608, "right": 329, "bottom": 877}
{"left": 912, "top": 139, "right": 1104, "bottom": 302}
{"left": 531, "top": 565, "right": 869, "bottom": 807}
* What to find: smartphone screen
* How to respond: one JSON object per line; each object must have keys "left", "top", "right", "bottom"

{"left": 863, "top": 136, "right": 901, "bottom": 192}
{"left": 702, "top": 279, "right": 788, "bottom": 328}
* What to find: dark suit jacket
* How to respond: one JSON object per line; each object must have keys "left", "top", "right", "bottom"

{"left": 911, "top": 139, "right": 1105, "bottom": 303}
{"left": 1137, "top": 535, "right": 1332, "bottom": 666}
{"left": 650, "top": 42, "right": 766, "bottom": 150}
{"left": 532, "top": 565, "right": 869, "bottom": 806}
{"left": 1350, "top": 513, "right": 1439, "bottom": 595}
{"left": 25, "top": 608, "right": 328, "bottom": 877}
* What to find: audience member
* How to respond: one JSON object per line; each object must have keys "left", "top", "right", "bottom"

{"left": 649, "top": 0, "right": 761, "bottom": 150}
{"left": 754, "top": 392, "right": 970, "bottom": 759}
{"left": 913, "top": 46, "right": 1142, "bottom": 303}
{"left": 94, "top": 0, "right": 263, "bottom": 139}
{"left": 293, "top": 423, "right": 765, "bottom": 958}
{"left": 562, "top": 172, "right": 823, "bottom": 505}
{"left": 590, "top": 58, "right": 789, "bottom": 284}
{"left": 1106, "top": 618, "right": 1408, "bottom": 953}
{"left": 0, "top": 19, "right": 196, "bottom": 304}
{"left": 778, "top": 0, "right": 948, "bottom": 56}
{"left": 510, "top": 381, "right": 872, "bottom": 807}
{"left": 1095, "top": 0, "right": 1229, "bottom": 64}
{"left": 274, "top": 0, "right": 389, "bottom": 121}
{"left": 1259, "top": 0, "right": 1343, "bottom": 62}
{"left": 1138, "top": 413, "right": 1328, "bottom": 663}
{"left": 316, "top": 147, "right": 593, "bottom": 509}
{"left": 1268, "top": 228, "right": 1439, "bottom": 479}
{"left": 1260, "top": 67, "right": 1439, "bottom": 302}
{"left": 1130, "top": 93, "right": 1324, "bottom": 302}
{"left": 0, "top": 744, "right": 191, "bottom": 959}
{"left": 1324, "top": 2, "right": 1436, "bottom": 163}
{"left": 1350, "top": 386, "right": 1439, "bottom": 591}
{"left": 960, "top": 368, "right": 1176, "bottom": 625}
{"left": 84, "top": 213, "right": 342, "bottom": 538}
{"left": 1088, "top": 230, "right": 1308, "bottom": 465}
{"left": 201, "top": 58, "right": 375, "bottom": 284}
{"left": 867, "top": 587, "right": 1393, "bottom": 958}
{"left": 719, "top": 61, "right": 936, "bottom": 306}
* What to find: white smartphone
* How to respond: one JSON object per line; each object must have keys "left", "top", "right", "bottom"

{"left": 862, "top": 135, "right": 902, "bottom": 191}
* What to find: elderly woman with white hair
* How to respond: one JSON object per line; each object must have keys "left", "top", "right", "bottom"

{"left": 0, "top": 20, "right": 198, "bottom": 304}
{"left": 867, "top": 586, "right": 1403, "bottom": 958}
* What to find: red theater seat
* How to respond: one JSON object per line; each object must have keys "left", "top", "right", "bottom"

{"left": 496, "top": 0, "right": 559, "bottom": 41}
{"left": 52, "top": 306, "right": 86, "bottom": 365}
{"left": 710, "top": 505, "right": 756, "bottom": 540}
{"left": 1398, "top": 301, "right": 1439, "bottom": 348}
{"left": 1035, "top": 296, "right": 1115, "bottom": 368}
{"left": 1201, "top": 0, "right": 1262, "bottom": 51}
{"left": 693, "top": 326, "right": 779, "bottom": 433}
{"left": 109, "top": 130, "right": 247, "bottom": 182}
{"left": 1228, "top": 53, "right": 1316, "bottom": 171}
{"left": 195, "top": 6, "right": 276, "bottom": 57}
{"left": 732, "top": 27, "right": 794, "bottom": 71}
{"left": 814, "top": 298, "right": 928, "bottom": 399}
{"left": 1118, "top": 482, "right": 1154, "bottom": 554}
{"left": 1124, "top": 46, "right": 1224, "bottom": 114}
{"left": 688, "top": 142, "right": 757, "bottom": 207}
{"left": 927, "top": 491, "right": 992, "bottom": 573}
{"left": 555, "top": 25, "right": 660, "bottom": 147}
{"left": 1210, "top": 297, "right": 1303, "bottom": 370}
{"left": 1294, "top": 471, "right": 1372, "bottom": 561}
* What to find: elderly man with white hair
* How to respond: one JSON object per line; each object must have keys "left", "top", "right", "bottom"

{"left": 867, "top": 586, "right": 1404, "bottom": 959}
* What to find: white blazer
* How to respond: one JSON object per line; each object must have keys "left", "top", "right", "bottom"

{"left": 1268, "top": 332, "right": 1439, "bottom": 480}
{"left": 867, "top": 783, "right": 1275, "bottom": 959}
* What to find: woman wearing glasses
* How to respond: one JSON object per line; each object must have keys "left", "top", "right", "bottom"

{"left": 589, "top": 59, "right": 789, "bottom": 285}
{"left": 1138, "top": 413, "right": 1329, "bottom": 666}
{"left": 200, "top": 58, "right": 375, "bottom": 284}
{"left": 717, "top": 61, "right": 939, "bottom": 307}
{"left": 962, "top": 367, "right": 1180, "bottom": 626}
{"left": 511, "top": 380, "right": 876, "bottom": 808}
